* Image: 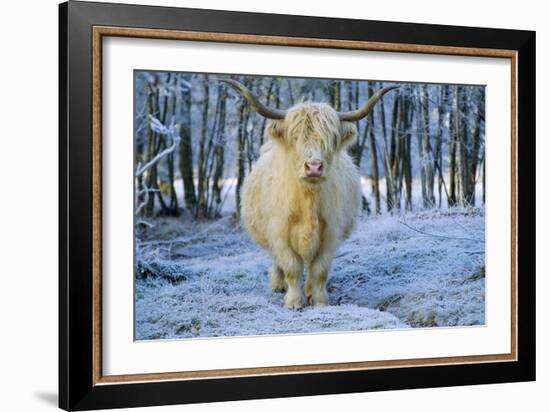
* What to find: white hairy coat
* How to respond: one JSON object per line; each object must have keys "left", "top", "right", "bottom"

{"left": 240, "top": 102, "right": 362, "bottom": 309}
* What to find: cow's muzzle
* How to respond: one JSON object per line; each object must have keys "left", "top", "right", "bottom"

{"left": 304, "top": 160, "right": 324, "bottom": 178}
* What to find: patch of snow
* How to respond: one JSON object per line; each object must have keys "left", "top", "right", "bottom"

{"left": 135, "top": 208, "right": 485, "bottom": 340}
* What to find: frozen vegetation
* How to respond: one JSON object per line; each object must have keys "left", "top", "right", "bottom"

{"left": 133, "top": 72, "right": 487, "bottom": 340}
{"left": 135, "top": 208, "right": 485, "bottom": 340}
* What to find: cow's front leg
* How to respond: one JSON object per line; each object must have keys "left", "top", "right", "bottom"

{"left": 307, "top": 242, "right": 336, "bottom": 307}
{"left": 269, "top": 221, "right": 305, "bottom": 309}
{"left": 273, "top": 248, "right": 304, "bottom": 309}
{"left": 307, "top": 263, "right": 329, "bottom": 307}
{"left": 284, "top": 258, "right": 305, "bottom": 309}
{"left": 269, "top": 263, "right": 286, "bottom": 293}
{"left": 304, "top": 267, "right": 314, "bottom": 303}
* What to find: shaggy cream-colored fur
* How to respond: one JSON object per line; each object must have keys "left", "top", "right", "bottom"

{"left": 241, "top": 103, "right": 362, "bottom": 309}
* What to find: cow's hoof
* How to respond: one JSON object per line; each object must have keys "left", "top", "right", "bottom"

{"left": 311, "top": 291, "right": 328, "bottom": 307}
{"left": 304, "top": 283, "right": 312, "bottom": 300}
{"left": 270, "top": 277, "right": 287, "bottom": 293}
{"left": 284, "top": 289, "right": 305, "bottom": 310}
{"left": 270, "top": 268, "right": 286, "bottom": 293}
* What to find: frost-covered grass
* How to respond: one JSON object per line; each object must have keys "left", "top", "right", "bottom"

{"left": 135, "top": 208, "right": 485, "bottom": 340}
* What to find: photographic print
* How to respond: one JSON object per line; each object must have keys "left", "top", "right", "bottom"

{"left": 134, "top": 72, "right": 486, "bottom": 340}
{"left": 60, "top": 4, "right": 534, "bottom": 408}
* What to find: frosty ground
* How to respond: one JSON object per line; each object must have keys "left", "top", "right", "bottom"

{"left": 135, "top": 208, "right": 485, "bottom": 340}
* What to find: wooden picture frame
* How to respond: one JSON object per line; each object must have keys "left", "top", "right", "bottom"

{"left": 59, "top": 1, "right": 535, "bottom": 410}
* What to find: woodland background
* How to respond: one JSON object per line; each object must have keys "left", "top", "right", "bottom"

{"left": 134, "top": 72, "right": 486, "bottom": 221}
{"left": 134, "top": 72, "right": 486, "bottom": 340}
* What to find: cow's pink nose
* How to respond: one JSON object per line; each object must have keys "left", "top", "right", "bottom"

{"left": 305, "top": 160, "right": 323, "bottom": 177}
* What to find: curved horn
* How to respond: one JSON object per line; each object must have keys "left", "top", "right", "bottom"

{"left": 220, "top": 79, "right": 287, "bottom": 120}
{"left": 338, "top": 85, "right": 400, "bottom": 122}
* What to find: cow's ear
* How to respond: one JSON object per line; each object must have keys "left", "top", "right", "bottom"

{"left": 339, "top": 122, "right": 357, "bottom": 150}
{"left": 268, "top": 120, "right": 285, "bottom": 141}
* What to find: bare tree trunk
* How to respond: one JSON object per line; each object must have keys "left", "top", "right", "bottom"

{"left": 195, "top": 78, "right": 225, "bottom": 219}
{"left": 349, "top": 82, "right": 371, "bottom": 169}
{"left": 402, "top": 97, "right": 413, "bottom": 210}
{"left": 136, "top": 82, "right": 148, "bottom": 217}
{"left": 367, "top": 84, "right": 381, "bottom": 214}
{"left": 457, "top": 87, "right": 466, "bottom": 206}
{"left": 416, "top": 101, "right": 428, "bottom": 207}
{"left": 286, "top": 78, "right": 295, "bottom": 105}
{"left": 330, "top": 80, "right": 341, "bottom": 111}
{"left": 259, "top": 78, "right": 275, "bottom": 148}
{"left": 203, "top": 87, "right": 224, "bottom": 218}
{"left": 417, "top": 85, "right": 435, "bottom": 208}
{"left": 423, "top": 86, "right": 435, "bottom": 207}
{"left": 378, "top": 84, "right": 395, "bottom": 212}
{"left": 245, "top": 79, "right": 261, "bottom": 172}
{"left": 211, "top": 85, "right": 227, "bottom": 217}
{"left": 434, "top": 85, "right": 447, "bottom": 208}
{"left": 390, "top": 95, "right": 402, "bottom": 211}
{"left": 235, "top": 94, "right": 250, "bottom": 219}
{"left": 448, "top": 86, "right": 458, "bottom": 207}
{"left": 468, "top": 88, "right": 484, "bottom": 206}
{"left": 144, "top": 79, "right": 164, "bottom": 217}
{"left": 150, "top": 74, "right": 171, "bottom": 216}
{"left": 178, "top": 74, "right": 197, "bottom": 211}
{"left": 397, "top": 98, "right": 405, "bottom": 208}
{"left": 144, "top": 84, "right": 156, "bottom": 217}
{"left": 166, "top": 74, "right": 179, "bottom": 215}
{"left": 349, "top": 82, "right": 362, "bottom": 166}
{"left": 341, "top": 81, "right": 370, "bottom": 212}
{"left": 196, "top": 79, "right": 210, "bottom": 217}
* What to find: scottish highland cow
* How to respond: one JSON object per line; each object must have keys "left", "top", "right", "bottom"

{"left": 223, "top": 79, "right": 397, "bottom": 309}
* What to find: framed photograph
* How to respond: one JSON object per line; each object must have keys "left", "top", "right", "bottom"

{"left": 59, "top": 1, "right": 535, "bottom": 410}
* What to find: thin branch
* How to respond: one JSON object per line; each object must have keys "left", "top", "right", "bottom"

{"left": 136, "top": 219, "right": 154, "bottom": 228}
{"left": 135, "top": 201, "right": 147, "bottom": 217}
{"left": 137, "top": 216, "right": 233, "bottom": 247}
{"left": 397, "top": 219, "right": 485, "bottom": 243}
{"left": 136, "top": 136, "right": 180, "bottom": 177}
{"left": 453, "top": 220, "right": 485, "bottom": 236}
